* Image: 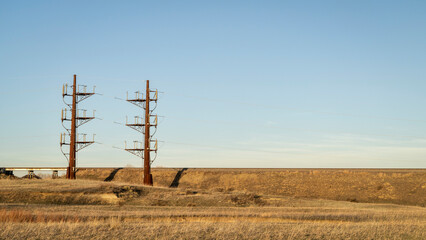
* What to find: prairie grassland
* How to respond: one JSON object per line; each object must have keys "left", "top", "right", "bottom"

{"left": 0, "top": 204, "right": 424, "bottom": 239}
{"left": 0, "top": 179, "right": 425, "bottom": 239}
{"left": 77, "top": 168, "right": 426, "bottom": 206}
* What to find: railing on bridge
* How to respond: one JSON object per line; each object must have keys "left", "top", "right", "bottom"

{"left": 1, "top": 167, "right": 67, "bottom": 179}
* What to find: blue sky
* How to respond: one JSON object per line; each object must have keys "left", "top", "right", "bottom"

{"left": 1, "top": 0, "right": 425, "bottom": 168}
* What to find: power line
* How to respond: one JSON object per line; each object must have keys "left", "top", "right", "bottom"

{"left": 160, "top": 140, "right": 426, "bottom": 164}
{"left": 168, "top": 92, "right": 426, "bottom": 123}
{"left": 165, "top": 141, "right": 294, "bottom": 154}
{"left": 163, "top": 116, "right": 426, "bottom": 141}
{"left": 101, "top": 91, "right": 426, "bottom": 140}
{"left": 123, "top": 80, "right": 159, "bottom": 186}
{"left": 60, "top": 75, "right": 96, "bottom": 179}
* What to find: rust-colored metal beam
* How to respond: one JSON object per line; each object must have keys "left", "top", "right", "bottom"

{"left": 124, "top": 80, "right": 157, "bottom": 185}
{"left": 144, "top": 80, "right": 153, "bottom": 185}
{"left": 67, "top": 74, "right": 77, "bottom": 179}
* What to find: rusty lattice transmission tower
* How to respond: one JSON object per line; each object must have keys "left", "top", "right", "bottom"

{"left": 125, "top": 80, "right": 158, "bottom": 185}
{"left": 60, "top": 74, "right": 96, "bottom": 179}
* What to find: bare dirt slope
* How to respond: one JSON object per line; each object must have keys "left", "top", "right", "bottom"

{"left": 76, "top": 168, "right": 426, "bottom": 206}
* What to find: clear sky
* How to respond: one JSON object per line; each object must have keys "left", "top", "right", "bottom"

{"left": 1, "top": 0, "right": 425, "bottom": 168}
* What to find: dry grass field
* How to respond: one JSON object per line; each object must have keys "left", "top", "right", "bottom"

{"left": 77, "top": 168, "right": 426, "bottom": 206}
{"left": 0, "top": 177, "right": 425, "bottom": 239}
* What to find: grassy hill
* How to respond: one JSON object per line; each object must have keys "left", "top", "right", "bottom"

{"left": 75, "top": 168, "right": 426, "bottom": 206}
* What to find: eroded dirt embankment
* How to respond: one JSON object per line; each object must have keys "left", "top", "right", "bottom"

{"left": 75, "top": 168, "right": 426, "bottom": 206}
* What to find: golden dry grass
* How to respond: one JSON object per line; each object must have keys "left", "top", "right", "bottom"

{"left": 0, "top": 178, "right": 425, "bottom": 239}
{"left": 76, "top": 168, "right": 426, "bottom": 206}
{"left": 0, "top": 179, "right": 265, "bottom": 206}
{"left": 0, "top": 204, "right": 425, "bottom": 239}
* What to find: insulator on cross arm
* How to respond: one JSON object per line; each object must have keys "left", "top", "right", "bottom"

{"left": 60, "top": 133, "right": 67, "bottom": 145}
{"left": 150, "top": 89, "right": 158, "bottom": 98}
{"left": 150, "top": 115, "right": 157, "bottom": 126}
{"left": 78, "top": 109, "right": 85, "bottom": 118}
{"left": 78, "top": 85, "right": 87, "bottom": 93}
{"left": 134, "top": 91, "right": 142, "bottom": 100}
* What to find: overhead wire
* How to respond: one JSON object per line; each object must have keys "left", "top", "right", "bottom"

{"left": 67, "top": 85, "right": 426, "bottom": 165}
{"left": 162, "top": 115, "right": 426, "bottom": 141}
{"left": 163, "top": 140, "right": 295, "bottom": 154}
{"left": 157, "top": 140, "right": 426, "bottom": 164}
{"left": 100, "top": 91, "right": 426, "bottom": 141}
{"left": 167, "top": 92, "right": 426, "bottom": 123}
